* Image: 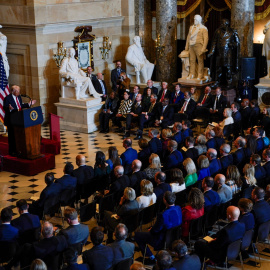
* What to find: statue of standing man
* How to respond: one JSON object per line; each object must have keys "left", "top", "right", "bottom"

{"left": 185, "top": 15, "right": 208, "bottom": 80}
{"left": 0, "top": 25, "right": 10, "bottom": 79}
{"left": 263, "top": 20, "right": 270, "bottom": 78}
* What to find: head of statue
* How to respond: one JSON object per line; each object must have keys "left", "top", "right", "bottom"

{"left": 133, "top": 36, "right": 141, "bottom": 47}
{"left": 0, "top": 26, "right": 7, "bottom": 54}
{"left": 68, "top": 48, "right": 76, "bottom": 58}
{"left": 220, "top": 19, "right": 230, "bottom": 29}
{"left": 194, "top": 15, "right": 202, "bottom": 26}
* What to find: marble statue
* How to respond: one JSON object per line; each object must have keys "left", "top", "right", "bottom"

{"left": 125, "top": 36, "right": 154, "bottom": 84}
{"left": 263, "top": 20, "right": 270, "bottom": 77}
{"left": 59, "top": 48, "right": 101, "bottom": 100}
{"left": 179, "top": 50, "right": 190, "bottom": 78}
{"left": 0, "top": 25, "right": 10, "bottom": 78}
{"left": 185, "top": 14, "right": 208, "bottom": 80}
{"left": 208, "top": 19, "right": 240, "bottom": 87}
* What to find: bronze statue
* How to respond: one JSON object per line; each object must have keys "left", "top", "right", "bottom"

{"left": 208, "top": 19, "right": 240, "bottom": 87}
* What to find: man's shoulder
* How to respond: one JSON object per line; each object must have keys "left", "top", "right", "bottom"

{"left": 110, "top": 240, "right": 135, "bottom": 250}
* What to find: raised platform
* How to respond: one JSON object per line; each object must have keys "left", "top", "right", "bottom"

{"left": 3, "top": 153, "right": 55, "bottom": 176}
{"left": 55, "top": 97, "right": 104, "bottom": 133}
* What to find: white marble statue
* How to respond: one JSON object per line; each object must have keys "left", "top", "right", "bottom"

{"left": 125, "top": 36, "right": 154, "bottom": 84}
{"left": 185, "top": 14, "right": 208, "bottom": 80}
{"left": 179, "top": 50, "right": 190, "bottom": 78}
{"left": 263, "top": 20, "right": 270, "bottom": 77}
{"left": 0, "top": 25, "right": 10, "bottom": 79}
{"left": 59, "top": 48, "right": 101, "bottom": 100}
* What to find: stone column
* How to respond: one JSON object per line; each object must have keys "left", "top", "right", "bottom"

{"left": 156, "top": 0, "right": 177, "bottom": 84}
{"left": 135, "top": 0, "right": 153, "bottom": 61}
{"left": 231, "top": 0, "right": 255, "bottom": 57}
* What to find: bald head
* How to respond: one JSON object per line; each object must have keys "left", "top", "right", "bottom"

{"left": 42, "top": 221, "right": 53, "bottom": 238}
{"left": 215, "top": 174, "right": 226, "bottom": 185}
{"left": 132, "top": 159, "right": 142, "bottom": 171}
{"left": 76, "top": 155, "right": 86, "bottom": 166}
{"left": 97, "top": 73, "right": 103, "bottom": 80}
{"left": 227, "top": 206, "right": 240, "bottom": 222}
{"left": 207, "top": 148, "right": 217, "bottom": 160}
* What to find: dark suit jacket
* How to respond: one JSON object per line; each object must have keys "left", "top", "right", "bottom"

{"left": 172, "top": 131, "right": 182, "bottom": 145}
{"left": 11, "top": 213, "right": 40, "bottom": 234}
{"left": 182, "top": 129, "right": 193, "bottom": 141}
{"left": 111, "top": 68, "right": 125, "bottom": 90}
{"left": 60, "top": 223, "right": 89, "bottom": 245}
{"left": 120, "top": 148, "right": 138, "bottom": 167}
{"left": 109, "top": 175, "right": 131, "bottom": 195}
{"left": 63, "top": 264, "right": 89, "bottom": 270}
{"left": 249, "top": 106, "right": 260, "bottom": 127}
{"left": 110, "top": 240, "right": 135, "bottom": 265}
{"left": 204, "top": 190, "right": 220, "bottom": 211}
{"left": 239, "top": 212, "right": 255, "bottom": 231}
{"left": 154, "top": 183, "right": 172, "bottom": 202}
{"left": 252, "top": 200, "right": 270, "bottom": 225}
{"left": 158, "top": 89, "right": 171, "bottom": 102}
{"left": 157, "top": 105, "right": 174, "bottom": 126}
{"left": 86, "top": 73, "right": 97, "bottom": 82}
{"left": 254, "top": 165, "right": 266, "bottom": 186}
{"left": 138, "top": 147, "right": 151, "bottom": 170}
{"left": 143, "top": 86, "right": 158, "bottom": 96}
{"left": 209, "top": 158, "right": 222, "bottom": 176}
{"left": 219, "top": 154, "right": 233, "bottom": 170}
{"left": 116, "top": 199, "right": 139, "bottom": 218}
{"left": 172, "top": 254, "right": 201, "bottom": 270}
{"left": 240, "top": 107, "right": 251, "bottom": 130}
{"left": 83, "top": 244, "right": 114, "bottom": 270}
{"left": 177, "top": 99, "right": 196, "bottom": 119}
{"left": 206, "top": 138, "right": 217, "bottom": 150}
{"left": 93, "top": 79, "right": 108, "bottom": 96}
{"left": 256, "top": 137, "right": 265, "bottom": 153}
{"left": 209, "top": 94, "right": 227, "bottom": 112}
{"left": 232, "top": 111, "right": 242, "bottom": 123}
{"left": 55, "top": 174, "right": 77, "bottom": 191}
{"left": 103, "top": 97, "right": 119, "bottom": 113}
{"left": 142, "top": 102, "right": 159, "bottom": 119}
{"left": 233, "top": 148, "right": 245, "bottom": 165}
{"left": 37, "top": 183, "right": 61, "bottom": 208}
{"left": 4, "top": 94, "right": 30, "bottom": 126}
{"left": 129, "top": 171, "right": 147, "bottom": 192}
{"left": 0, "top": 224, "right": 19, "bottom": 242}
{"left": 72, "top": 165, "right": 94, "bottom": 185}
{"left": 263, "top": 161, "right": 270, "bottom": 176}
{"left": 197, "top": 93, "right": 212, "bottom": 107}
{"left": 130, "top": 102, "right": 143, "bottom": 115}
{"left": 182, "top": 147, "right": 199, "bottom": 161}
{"left": 170, "top": 91, "right": 184, "bottom": 104}
{"left": 164, "top": 150, "right": 183, "bottom": 171}
{"left": 148, "top": 137, "right": 162, "bottom": 155}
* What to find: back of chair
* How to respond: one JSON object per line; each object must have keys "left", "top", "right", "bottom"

{"left": 241, "top": 229, "right": 253, "bottom": 251}
{"left": 99, "top": 193, "right": 116, "bottom": 215}
{"left": 226, "top": 239, "right": 242, "bottom": 262}
{"left": 189, "top": 215, "right": 204, "bottom": 241}
{"left": 257, "top": 220, "right": 270, "bottom": 243}
{"left": 19, "top": 227, "right": 41, "bottom": 245}
{"left": 164, "top": 225, "right": 181, "bottom": 250}
{"left": 175, "top": 190, "right": 187, "bottom": 208}
{"left": 0, "top": 241, "right": 18, "bottom": 263}
{"left": 140, "top": 203, "right": 157, "bottom": 226}
{"left": 204, "top": 205, "right": 218, "bottom": 232}
{"left": 43, "top": 195, "right": 60, "bottom": 216}
{"left": 122, "top": 211, "right": 140, "bottom": 234}
{"left": 60, "top": 188, "right": 76, "bottom": 206}
{"left": 80, "top": 200, "right": 96, "bottom": 223}
{"left": 114, "top": 257, "right": 133, "bottom": 270}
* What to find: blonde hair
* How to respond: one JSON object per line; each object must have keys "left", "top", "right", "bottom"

{"left": 224, "top": 108, "right": 232, "bottom": 117}
{"left": 149, "top": 153, "right": 161, "bottom": 169}
{"left": 197, "top": 155, "right": 209, "bottom": 169}
{"left": 161, "top": 129, "right": 172, "bottom": 139}
{"left": 140, "top": 179, "right": 153, "bottom": 196}
{"left": 30, "top": 259, "right": 47, "bottom": 270}
{"left": 243, "top": 164, "right": 256, "bottom": 186}
{"left": 183, "top": 158, "right": 197, "bottom": 175}
{"left": 124, "top": 187, "right": 136, "bottom": 201}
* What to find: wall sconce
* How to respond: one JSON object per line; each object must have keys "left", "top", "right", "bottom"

{"left": 155, "top": 34, "right": 165, "bottom": 58}
{"left": 53, "top": 41, "right": 67, "bottom": 68}
{"left": 99, "top": 36, "right": 112, "bottom": 59}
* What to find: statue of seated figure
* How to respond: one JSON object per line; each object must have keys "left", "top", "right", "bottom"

{"left": 125, "top": 36, "right": 154, "bottom": 84}
{"left": 59, "top": 48, "right": 101, "bottom": 100}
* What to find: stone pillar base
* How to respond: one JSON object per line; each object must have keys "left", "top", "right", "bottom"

{"left": 55, "top": 97, "right": 104, "bottom": 133}
{"left": 255, "top": 82, "right": 270, "bottom": 110}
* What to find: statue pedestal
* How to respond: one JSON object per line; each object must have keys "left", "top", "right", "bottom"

{"left": 55, "top": 97, "right": 104, "bottom": 133}
{"left": 255, "top": 78, "right": 270, "bottom": 110}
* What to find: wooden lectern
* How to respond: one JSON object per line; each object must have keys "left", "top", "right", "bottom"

{"left": 10, "top": 106, "right": 44, "bottom": 160}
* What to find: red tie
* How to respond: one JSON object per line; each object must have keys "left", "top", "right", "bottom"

{"left": 173, "top": 93, "right": 178, "bottom": 103}
{"left": 201, "top": 94, "right": 207, "bottom": 105}
{"left": 160, "top": 90, "right": 166, "bottom": 102}
{"left": 16, "top": 97, "right": 21, "bottom": 111}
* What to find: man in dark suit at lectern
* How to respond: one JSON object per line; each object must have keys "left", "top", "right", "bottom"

{"left": 3, "top": 85, "right": 36, "bottom": 156}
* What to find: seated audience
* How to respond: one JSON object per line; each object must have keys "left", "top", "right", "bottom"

{"left": 240, "top": 98, "right": 251, "bottom": 130}
{"left": 160, "top": 128, "right": 172, "bottom": 160}
{"left": 104, "top": 187, "right": 139, "bottom": 243}
{"left": 117, "top": 72, "right": 130, "bottom": 100}
{"left": 155, "top": 98, "right": 174, "bottom": 128}
{"left": 241, "top": 164, "right": 257, "bottom": 199}
{"left": 231, "top": 102, "right": 242, "bottom": 123}
{"left": 120, "top": 139, "right": 138, "bottom": 171}
{"left": 260, "top": 107, "right": 270, "bottom": 137}
{"left": 175, "top": 91, "right": 196, "bottom": 121}
{"left": 205, "top": 130, "right": 217, "bottom": 150}
{"left": 206, "top": 148, "right": 222, "bottom": 176}
{"left": 196, "top": 86, "right": 212, "bottom": 119}
{"left": 209, "top": 87, "right": 227, "bottom": 122}
{"left": 144, "top": 153, "right": 162, "bottom": 181}
{"left": 250, "top": 154, "right": 266, "bottom": 188}
{"left": 60, "top": 207, "right": 89, "bottom": 246}
{"left": 99, "top": 91, "right": 119, "bottom": 133}
{"left": 197, "top": 155, "right": 211, "bottom": 181}
{"left": 238, "top": 198, "right": 255, "bottom": 231}
{"left": 194, "top": 206, "right": 245, "bottom": 264}
{"left": 262, "top": 148, "right": 270, "bottom": 176}
{"left": 249, "top": 99, "right": 260, "bottom": 127}
{"left": 142, "top": 87, "right": 152, "bottom": 107}
{"left": 106, "top": 146, "right": 122, "bottom": 171}
{"left": 182, "top": 136, "right": 199, "bottom": 161}
{"left": 129, "top": 159, "right": 147, "bottom": 193}
{"left": 202, "top": 177, "right": 220, "bottom": 211}
{"left": 181, "top": 120, "right": 193, "bottom": 141}
{"left": 0, "top": 207, "right": 18, "bottom": 242}
{"left": 225, "top": 165, "right": 242, "bottom": 195}
{"left": 94, "top": 151, "right": 111, "bottom": 177}
{"left": 252, "top": 127, "right": 265, "bottom": 153}
{"left": 154, "top": 172, "right": 172, "bottom": 202}
{"left": 154, "top": 250, "right": 175, "bottom": 270}
{"left": 183, "top": 158, "right": 198, "bottom": 187}
{"left": 55, "top": 162, "right": 77, "bottom": 191}
{"left": 170, "top": 83, "right": 184, "bottom": 108}
{"left": 148, "top": 129, "right": 162, "bottom": 155}
{"left": 30, "top": 259, "right": 47, "bottom": 270}
{"left": 195, "top": 134, "right": 207, "bottom": 155}
{"left": 219, "top": 144, "right": 233, "bottom": 173}
{"left": 171, "top": 122, "right": 183, "bottom": 145}
{"left": 246, "top": 135, "right": 257, "bottom": 155}
{"left": 137, "top": 139, "right": 151, "bottom": 170}
{"left": 109, "top": 223, "right": 135, "bottom": 265}
{"left": 172, "top": 240, "right": 201, "bottom": 270}
{"left": 167, "top": 168, "right": 186, "bottom": 193}
{"left": 233, "top": 136, "right": 249, "bottom": 167}
{"left": 63, "top": 248, "right": 89, "bottom": 270}
{"left": 218, "top": 108, "right": 234, "bottom": 132}
{"left": 83, "top": 226, "right": 113, "bottom": 270}
{"left": 214, "top": 174, "right": 232, "bottom": 204}
{"left": 163, "top": 140, "right": 183, "bottom": 171}
{"left": 11, "top": 199, "right": 40, "bottom": 239}
{"left": 158, "top": 82, "right": 171, "bottom": 102}
{"left": 143, "top": 80, "right": 158, "bottom": 96}
{"left": 136, "top": 180, "right": 157, "bottom": 209}
{"left": 135, "top": 191, "right": 182, "bottom": 265}
{"left": 182, "top": 188, "right": 204, "bottom": 239}
{"left": 213, "top": 126, "right": 225, "bottom": 150}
